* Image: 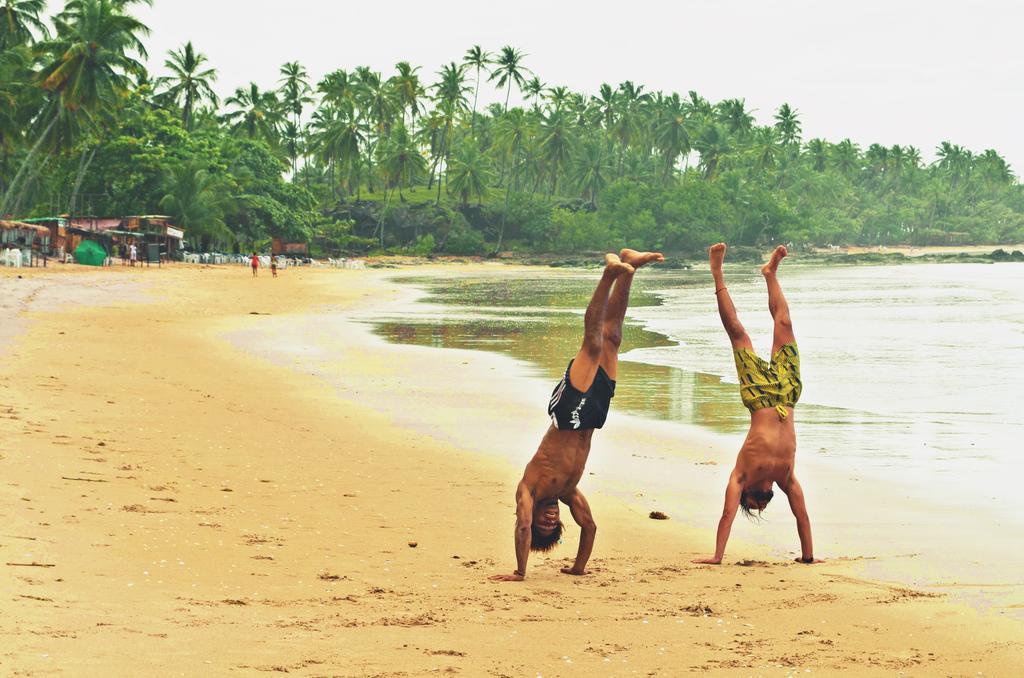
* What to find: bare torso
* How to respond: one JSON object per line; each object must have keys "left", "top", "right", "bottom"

{"left": 522, "top": 426, "right": 595, "bottom": 500}
{"left": 735, "top": 408, "right": 797, "bottom": 485}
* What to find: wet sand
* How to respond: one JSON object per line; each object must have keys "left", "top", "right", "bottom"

{"left": 1, "top": 263, "right": 1022, "bottom": 676}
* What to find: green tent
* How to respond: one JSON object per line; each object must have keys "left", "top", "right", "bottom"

{"left": 74, "top": 240, "right": 107, "bottom": 267}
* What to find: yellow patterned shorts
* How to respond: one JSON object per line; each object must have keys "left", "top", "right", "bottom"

{"left": 733, "top": 342, "right": 802, "bottom": 419}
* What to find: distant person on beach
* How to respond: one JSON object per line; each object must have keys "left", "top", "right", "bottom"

{"left": 129, "top": 243, "right": 137, "bottom": 267}
{"left": 250, "top": 252, "right": 259, "bottom": 277}
{"left": 271, "top": 255, "right": 278, "bottom": 278}
{"left": 490, "top": 249, "right": 664, "bottom": 582}
{"left": 693, "top": 243, "right": 820, "bottom": 566}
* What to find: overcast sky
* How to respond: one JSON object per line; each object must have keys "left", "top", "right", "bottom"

{"left": 111, "top": 0, "right": 1024, "bottom": 172}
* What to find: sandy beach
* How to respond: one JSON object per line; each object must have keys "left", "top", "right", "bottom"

{"left": 2, "top": 263, "right": 1022, "bottom": 676}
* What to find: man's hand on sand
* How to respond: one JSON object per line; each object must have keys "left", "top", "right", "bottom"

{"left": 560, "top": 567, "right": 588, "bottom": 576}
{"left": 489, "top": 572, "right": 525, "bottom": 582}
{"left": 692, "top": 557, "right": 722, "bottom": 565}
{"left": 795, "top": 557, "right": 824, "bottom": 564}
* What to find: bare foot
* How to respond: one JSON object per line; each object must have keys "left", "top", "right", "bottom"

{"left": 708, "top": 243, "right": 727, "bottom": 272}
{"left": 619, "top": 248, "right": 665, "bottom": 269}
{"left": 761, "top": 245, "right": 788, "bottom": 276}
{"left": 604, "top": 253, "right": 635, "bottom": 277}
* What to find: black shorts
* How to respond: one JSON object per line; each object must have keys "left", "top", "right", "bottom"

{"left": 547, "top": 359, "right": 616, "bottom": 430}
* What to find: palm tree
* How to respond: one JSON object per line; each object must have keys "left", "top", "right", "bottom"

{"left": 975, "top": 149, "right": 1014, "bottom": 186}
{"left": 830, "top": 139, "right": 861, "bottom": 176}
{"left": 430, "top": 61, "right": 470, "bottom": 204}
{"left": 0, "top": 0, "right": 48, "bottom": 49}
{"left": 685, "top": 90, "right": 713, "bottom": 117}
{"left": 317, "top": 68, "right": 353, "bottom": 108}
{"left": 489, "top": 45, "right": 530, "bottom": 112}
{"left": 0, "top": 43, "right": 33, "bottom": 197}
{"left": 539, "top": 108, "right": 573, "bottom": 196}
{"left": 865, "top": 143, "right": 889, "bottom": 180}
{"left": 278, "top": 61, "right": 312, "bottom": 127}
{"left": 572, "top": 136, "right": 610, "bottom": 205}
{"left": 750, "top": 126, "right": 780, "bottom": 172}
{"left": 493, "top": 107, "right": 531, "bottom": 251}
{"left": 653, "top": 92, "right": 690, "bottom": 182}
{"left": 804, "top": 138, "right": 828, "bottom": 172}
{"left": 354, "top": 67, "right": 399, "bottom": 193}
{"left": 773, "top": 103, "right": 801, "bottom": 145}
{"left": 693, "top": 122, "right": 730, "bottom": 179}
{"left": 159, "top": 160, "right": 233, "bottom": 250}
{"left": 546, "top": 85, "right": 571, "bottom": 112}
{"left": 716, "top": 98, "right": 754, "bottom": 137}
{"left": 278, "top": 61, "right": 312, "bottom": 174}
{"left": 593, "top": 83, "right": 617, "bottom": 133}
{"left": 935, "top": 141, "right": 972, "bottom": 187}
{"left": 224, "top": 83, "right": 283, "bottom": 146}
{"left": 447, "top": 141, "right": 493, "bottom": 206}
{"left": 374, "top": 122, "right": 427, "bottom": 245}
{"left": 391, "top": 61, "right": 424, "bottom": 126}
{"left": 157, "top": 41, "right": 217, "bottom": 131}
{"left": 308, "top": 100, "right": 364, "bottom": 199}
{"left": 523, "top": 76, "right": 545, "bottom": 110}
{"left": 378, "top": 122, "right": 426, "bottom": 202}
{"left": 611, "top": 82, "right": 647, "bottom": 177}
{"left": 3, "top": 0, "right": 149, "bottom": 215}
{"left": 463, "top": 45, "right": 490, "bottom": 134}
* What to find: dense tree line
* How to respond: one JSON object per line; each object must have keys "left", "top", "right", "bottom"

{"left": 2, "top": 0, "right": 1023, "bottom": 255}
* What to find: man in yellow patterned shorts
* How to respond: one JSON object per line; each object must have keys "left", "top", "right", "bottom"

{"left": 693, "top": 243, "right": 821, "bottom": 566}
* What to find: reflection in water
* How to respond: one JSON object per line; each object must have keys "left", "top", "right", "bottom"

{"left": 359, "top": 264, "right": 1024, "bottom": 601}
{"left": 371, "top": 270, "right": 752, "bottom": 433}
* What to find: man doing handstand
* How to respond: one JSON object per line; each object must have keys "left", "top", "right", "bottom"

{"left": 693, "top": 243, "right": 821, "bottom": 565}
{"left": 490, "top": 249, "right": 664, "bottom": 582}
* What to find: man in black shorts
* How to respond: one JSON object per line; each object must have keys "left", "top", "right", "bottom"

{"left": 491, "top": 249, "right": 664, "bottom": 581}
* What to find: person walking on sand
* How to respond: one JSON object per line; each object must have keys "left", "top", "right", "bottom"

{"left": 129, "top": 243, "right": 137, "bottom": 267}
{"left": 271, "top": 254, "right": 278, "bottom": 278}
{"left": 250, "top": 252, "right": 259, "bottom": 278}
{"left": 693, "top": 243, "right": 821, "bottom": 566}
{"left": 490, "top": 249, "right": 664, "bottom": 582}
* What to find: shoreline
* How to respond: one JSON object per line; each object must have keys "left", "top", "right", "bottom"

{"left": 2, "top": 264, "right": 1022, "bottom": 675}
{"left": 341, "top": 267, "right": 1024, "bottom": 608}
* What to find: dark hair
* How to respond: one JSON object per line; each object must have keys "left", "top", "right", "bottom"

{"left": 530, "top": 521, "right": 564, "bottom": 552}
{"left": 740, "top": 488, "right": 774, "bottom": 519}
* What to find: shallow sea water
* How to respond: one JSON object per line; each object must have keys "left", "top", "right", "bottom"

{"left": 361, "top": 261, "right": 1024, "bottom": 610}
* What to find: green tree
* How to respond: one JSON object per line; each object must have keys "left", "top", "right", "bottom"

{"left": 160, "top": 159, "right": 234, "bottom": 249}
{"left": 773, "top": 103, "right": 801, "bottom": 146}
{"left": 391, "top": 60, "right": 424, "bottom": 125}
{"left": 447, "top": 141, "right": 493, "bottom": 206}
{"left": 489, "top": 45, "right": 530, "bottom": 113}
{"left": 463, "top": 45, "right": 490, "bottom": 134}
{"left": 278, "top": 60, "right": 312, "bottom": 173}
{"left": 157, "top": 41, "right": 217, "bottom": 131}
{"left": 2, "top": 0, "right": 149, "bottom": 215}
{"left": 378, "top": 122, "right": 426, "bottom": 201}
{"left": 539, "top": 108, "right": 573, "bottom": 196}
{"left": 0, "top": 0, "right": 47, "bottom": 49}
{"left": 430, "top": 61, "right": 470, "bottom": 204}
{"left": 572, "top": 136, "right": 610, "bottom": 205}
{"left": 224, "top": 82, "right": 283, "bottom": 146}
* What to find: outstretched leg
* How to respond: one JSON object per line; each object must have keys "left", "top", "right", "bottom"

{"left": 709, "top": 243, "right": 753, "bottom": 350}
{"left": 596, "top": 248, "right": 665, "bottom": 380}
{"left": 762, "top": 245, "right": 795, "bottom": 354}
{"left": 568, "top": 254, "right": 634, "bottom": 391}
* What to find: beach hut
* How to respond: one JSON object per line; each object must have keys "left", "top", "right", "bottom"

{"left": 0, "top": 220, "right": 51, "bottom": 266}
{"left": 118, "top": 216, "right": 184, "bottom": 260}
{"left": 272, "top": 237, "right": 309, "bottom": 258}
